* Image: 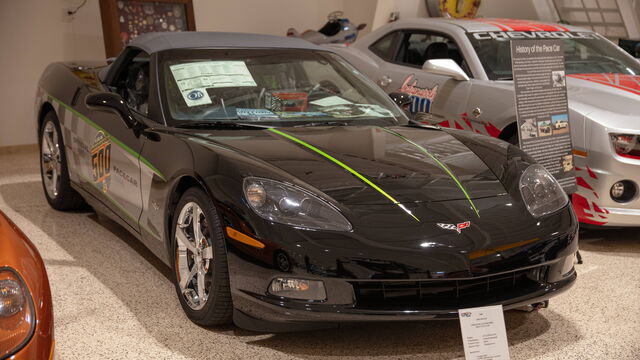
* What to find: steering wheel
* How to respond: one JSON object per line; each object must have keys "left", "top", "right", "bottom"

{"left": 328, "top": 11, "right": 344, "bottom": 21}
{"left": 191, "top": 88, "right": 270, "bottom": 119}
{"left": 308, "top": 80, "right": 341, "bottom": 100}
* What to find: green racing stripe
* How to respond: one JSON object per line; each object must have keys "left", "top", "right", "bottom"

{"left": 46, "top": 93, "right": 166, "bottom": 181}
{"left": 379, "top": 127, "right": 480, "bottom": 218}
{"left": 268, "top": 128, "right": 420, "bottom": 222}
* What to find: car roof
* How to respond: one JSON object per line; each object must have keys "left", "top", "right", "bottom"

{"left": 128, "top": 31, "right": 324, "bottom": 54}
{"left": 393, "top": 17, "right": 590, "bottom": 33}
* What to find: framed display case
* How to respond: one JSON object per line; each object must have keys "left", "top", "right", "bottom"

{"left": 99, "top": 0, "right": 196, "bottom": 57}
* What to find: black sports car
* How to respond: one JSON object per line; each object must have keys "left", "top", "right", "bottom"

{"left": 35, "top": 32, "right": 577, "bottom": 332}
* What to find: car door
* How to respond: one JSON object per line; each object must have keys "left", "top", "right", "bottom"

{"left": 370, "top": 29, "right": 474, "bottom": 119}
{"left": 76, "top": 51, "right": 150, "bottom": 233}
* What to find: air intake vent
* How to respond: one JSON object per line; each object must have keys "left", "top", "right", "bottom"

{"left": 350, "top": 267, "right": 547, "bottom": 310}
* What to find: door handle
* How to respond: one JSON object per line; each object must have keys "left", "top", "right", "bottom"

{"left": 378, "top": 75, "right": 392, "bottom": 87}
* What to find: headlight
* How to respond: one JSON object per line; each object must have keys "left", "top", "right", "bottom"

{"left": 519, "top": 164, "right": 568, "bottom": 218}
{"left": 610, "top": 134, "right": 640, "bottom": 159}
{"left": 243, "top": 177, "right": 352, "bottom": 231}
{"left": 0, "top": 268, "right": 35, "bottom": 359}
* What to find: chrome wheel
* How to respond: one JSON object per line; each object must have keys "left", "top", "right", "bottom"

{"left": 41, "top": 121, "right": 62, "bottom": 200}
{"left": 175, "top": 202, "right": 213, "bottom": 310}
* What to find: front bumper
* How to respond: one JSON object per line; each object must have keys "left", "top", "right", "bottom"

{"left": 573, "top": 116, "right": 640, "bottom": 227}
{"left": 229, "top": 256, "right": 577, "bottom": 332}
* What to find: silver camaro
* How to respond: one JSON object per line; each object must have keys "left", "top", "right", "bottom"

{"left": 331, "top": 17, "right": 640, "bottom": 227}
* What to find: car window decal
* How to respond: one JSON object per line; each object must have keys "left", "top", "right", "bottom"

{"left": 379, "top": 127, "right": 480, "bottom": 218}
{"left": 267, "top": 128, "right": 420, "bottom": 222}
{"left": 398, "top": 75, "right": 438, "bottom": 114}
{"left": 47, "top": 93, "right": 166, "bottom": 181}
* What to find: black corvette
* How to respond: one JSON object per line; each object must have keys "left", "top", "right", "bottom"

{"left": 35, "top": 32, "right": 577, "bottom": 331}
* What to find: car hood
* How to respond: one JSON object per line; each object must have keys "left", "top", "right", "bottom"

{"left": 194, "top": 125, "right": 506, "bottom": 206}
{"left": 567, "top": 74, "right": 640, "bottom": 125}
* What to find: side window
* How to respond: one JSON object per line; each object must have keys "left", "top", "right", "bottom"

{"left": 116, "top": 51, "right": 151, "bottom": 116}
{"left": 369, "top": 31, "right": 401, "bottom": 61}
{"left": 395, "top": 31, "right": 470, "bottom": 76}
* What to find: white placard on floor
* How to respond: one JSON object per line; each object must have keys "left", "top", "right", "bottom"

{"left": 458, "top": 305, "right": 510, "bottom": 360}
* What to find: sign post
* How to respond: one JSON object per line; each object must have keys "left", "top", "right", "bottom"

{"left": 511, "top": 39, "right": 577, "bottom": 193}
{"left": 459, "top": 305, "right": 511, "bottom": 360}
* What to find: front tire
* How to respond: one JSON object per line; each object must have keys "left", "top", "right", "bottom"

{"left": 39, "top": 111, "right": 86, "bottom": 210}
{"left": 171, "top": 187, "right": 232, "bottom": 326}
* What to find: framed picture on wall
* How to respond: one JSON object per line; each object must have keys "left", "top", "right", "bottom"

{"left": 99, "top": 0, "right": 196, "bottom": 57}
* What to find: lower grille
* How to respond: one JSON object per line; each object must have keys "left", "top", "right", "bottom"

{"left": 350, "top": 267, "right": 547, "bottom": 310}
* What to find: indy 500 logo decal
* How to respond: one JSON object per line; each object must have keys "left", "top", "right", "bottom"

{"left": 90, "top": 131, "right": 111, "bottom": 193}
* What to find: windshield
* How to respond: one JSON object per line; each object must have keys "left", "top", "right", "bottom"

{"left": 158, "top": 49, "right": 406, "bottom": 127}
{"left": 468, "top": 31, "right": 640, "bottom": 80}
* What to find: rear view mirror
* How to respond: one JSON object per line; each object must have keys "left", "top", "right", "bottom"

{"left": 85, "top": 92, "right": 135, "bottom": 129}
{"left": 422, "top": 59, "right": 470, "bottom": 81}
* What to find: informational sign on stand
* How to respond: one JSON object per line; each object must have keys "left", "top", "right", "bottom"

{"left": 511, "top": 39, "right": 577, "bottom": 193}
{"left": 459, "top": 305, "right": 511, "bottom": 360}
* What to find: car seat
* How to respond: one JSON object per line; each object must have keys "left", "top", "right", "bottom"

{"left": 125, "top": 62, "right": 149, "bottom": 115}
{"left": 424, "top": 42, "right": 449, "bottom": 60}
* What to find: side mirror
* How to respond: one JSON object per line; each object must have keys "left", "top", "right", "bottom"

{"left": 422, "top": 59, "right": 470, "bottom": 81}
{"left": 85, "top": 92, "right": 135, "bottom": 128}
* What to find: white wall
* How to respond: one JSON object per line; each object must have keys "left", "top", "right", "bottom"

{"left": 193, "top": 0, "right": 377, "bottom": 37}
{"left": 0, "top": 0, "right": 105, "bottom": 148}
{"left": 476, "top": 0, "right": 540, "bottom": 20}
{"left": 371, "top": 0, "right": 429, "bottom": 30}
{"left": 0, "top": 0, "right": 378, "bottom": 147}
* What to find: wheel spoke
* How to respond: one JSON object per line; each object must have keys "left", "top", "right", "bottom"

{"left": 180, "top": 265, "right": 197, "bottom": 290}
{"left": 197, "top": 267, "right": 206, "bottom": 302}
{"left": 201, "top": 246, "right": 213, "bottom": 260}
{"left": 193, "top": 206, "right": 203, "bottom": 244}
{"left": 42, "top": 153, "right": 53, "bottom": 164}
{"left": 176, "top": 226, "right": 197, "bottom": 254}
{"left": 51, "top": 168, "right": 58, "bottom": 195}
{"left": 43, "top": 132, "right": 54, "bottom": 154}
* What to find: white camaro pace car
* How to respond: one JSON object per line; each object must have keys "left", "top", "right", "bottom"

{"left": 330, "top": 17, "right": 640, "bottom": 227}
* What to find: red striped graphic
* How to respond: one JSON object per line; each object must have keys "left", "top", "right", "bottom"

{"left": 475, "top": 18, "right": 569, "bottom": 32}
{"left": 568, "top": 74, "right": 640, "bottom": 96}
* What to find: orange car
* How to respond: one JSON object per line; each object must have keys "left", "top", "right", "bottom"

{"left": 0, "top": 211, "right": 54, "bottom": 359}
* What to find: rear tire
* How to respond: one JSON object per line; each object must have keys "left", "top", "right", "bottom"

{"left": 39, "top": 110, "right": 86, "bottom": 210}
{"left": 171, "top": 187, "right": 233, "bottom": 326}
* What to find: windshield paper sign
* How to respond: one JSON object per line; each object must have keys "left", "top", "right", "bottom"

{"left": 170, "top": 61, "right": 257, "bottom": 107}
{"left": 511, "top": 39, "right": 577, "bottom": 193}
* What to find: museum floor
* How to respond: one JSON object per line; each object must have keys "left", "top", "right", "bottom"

{"left": 1, "top": 149, "right": 638, "bottom": 360}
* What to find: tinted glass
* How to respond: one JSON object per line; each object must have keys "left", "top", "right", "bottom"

{"left": 369, "top": 31, "right": 400, "bottom": 60}
{"left": 159, "top": 49, "right": 406, "bottom": 127}
{"left": 469, "top": 31, "right": 640, "bottom": 80}
{"left": 117, "top": 51, "right": 151, "bottom": 116}
{"left": 394, "top": 31, "right": 469, "bottom": 74}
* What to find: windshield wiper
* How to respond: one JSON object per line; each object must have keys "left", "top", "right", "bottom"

{"left": 174, "top": 121, "right": 272, "bottom": 130}
{"left": 294, "top": 121, "right": 350, "bottom": 127}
